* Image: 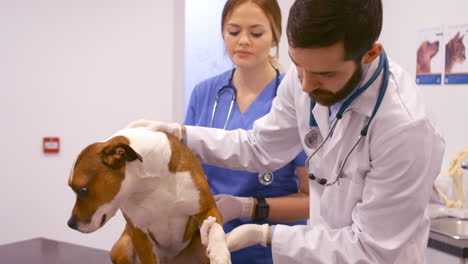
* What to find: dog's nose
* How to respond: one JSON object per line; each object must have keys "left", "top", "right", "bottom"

{"left": 67, "top": 217, "right": 77, "bottom": 230}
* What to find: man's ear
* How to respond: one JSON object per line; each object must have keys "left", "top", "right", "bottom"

{"left": 361, "top": 43, "right": 383, "bottom": 65}
{"left": 101, "top": 143, "right": 143, "bottom": 168}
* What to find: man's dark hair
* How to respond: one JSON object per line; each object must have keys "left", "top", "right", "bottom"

{"left": 287, "top": 0, "right": 382, "bottom": 61}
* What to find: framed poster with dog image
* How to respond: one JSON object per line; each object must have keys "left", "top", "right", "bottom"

{"left": 416, "top": 26, "right": 444, "bottom": 85}
{"left": 444, "top": 24, "right": 468, "bottom": 84}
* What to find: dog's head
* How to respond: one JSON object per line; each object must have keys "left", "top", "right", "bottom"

{"left": 417, "top": 40, "right": 440, "bottom": 59}
{"left": 67, "top": 135, "right": 142, "bottom": 233}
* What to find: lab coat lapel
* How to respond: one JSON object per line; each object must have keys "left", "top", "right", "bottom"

{"left": 311, "top": 103, "right": 330, "bottom": 139}
{"left": 308, "top": 103, "right": 331, "bottom": 228}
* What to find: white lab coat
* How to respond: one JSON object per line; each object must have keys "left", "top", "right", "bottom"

{"left": 186, "top": 55, "right": 445, "bottom": 263}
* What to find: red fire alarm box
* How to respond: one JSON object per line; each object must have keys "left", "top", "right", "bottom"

{"left": 43, "top": 137, "right": 60, "bottom": 153}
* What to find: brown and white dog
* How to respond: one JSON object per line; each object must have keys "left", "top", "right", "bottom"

{"left": 67, "top": 127, "right": 231, "bottom": 264}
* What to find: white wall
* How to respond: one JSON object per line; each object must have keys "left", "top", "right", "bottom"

{"left": 0, "top": 0, "right": 184, "bottom": 250}
{"left": 277, "top": 0, "right": 293, "bottom": 71}
{"left": 184, "top": 0, "right": 233, "bottom": 112}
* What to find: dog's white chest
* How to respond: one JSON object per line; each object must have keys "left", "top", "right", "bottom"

{"left": 123, "top": 170, "right": 202, "bottom": 255}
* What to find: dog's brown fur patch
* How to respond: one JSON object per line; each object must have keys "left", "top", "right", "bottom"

{"left": 166, "top": 134, "right": 220, "bottom": 223}
{"left": 123, "top": 214, "right": 158, "bottom": 264}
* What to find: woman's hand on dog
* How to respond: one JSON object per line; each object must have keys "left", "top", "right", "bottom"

{"left": 214, "top": 194, "right": 254, "bottom": 223}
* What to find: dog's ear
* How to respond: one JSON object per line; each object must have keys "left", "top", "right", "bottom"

{"left": 101, "top": 143, "right": 143, "bottom": 168}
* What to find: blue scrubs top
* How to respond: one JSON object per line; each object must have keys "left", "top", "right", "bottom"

{"left": 184, "top": 69, "right": 307, "bottom": 264}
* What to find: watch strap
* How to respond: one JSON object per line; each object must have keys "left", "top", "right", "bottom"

{"left": 254, "top": 197, "right": 269, "bottom": 221}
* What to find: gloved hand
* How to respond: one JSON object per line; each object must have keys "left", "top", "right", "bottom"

{"left": 215, "top": 194, "right": 254, "bottom": 223}
{"left": 226, "top": 224, "right": 270, "bottom": 252}
{"left": 126, "top": 119, "right": 184, "bottom": 141}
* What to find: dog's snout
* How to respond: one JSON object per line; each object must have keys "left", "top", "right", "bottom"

{"left": 67, "top": 217, "right": 77, "bottom": 230}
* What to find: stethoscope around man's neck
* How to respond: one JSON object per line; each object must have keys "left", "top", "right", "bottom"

{"left": 210, "top": 66, "right": 281, "bottom": 129}
{"left": 305, "top": 50, "right": 390, "bottom": 186}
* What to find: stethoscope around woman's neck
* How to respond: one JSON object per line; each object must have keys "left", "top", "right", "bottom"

{"left": 210, "top": 66, "right": 281, "bottom": 129}
{"left": 305, "top": 50, "right": 390, "bottom": 186}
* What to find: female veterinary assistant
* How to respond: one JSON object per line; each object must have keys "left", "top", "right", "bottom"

{"left": 184, "top": 0, "right": 308, "bottom": 263}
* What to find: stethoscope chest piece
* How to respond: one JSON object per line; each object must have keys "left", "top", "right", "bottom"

{"left": 258, "top": 172, "right": 274, "bottom": 185}
{"left": 304, "top": 127, "right": 322, "bottom": 149}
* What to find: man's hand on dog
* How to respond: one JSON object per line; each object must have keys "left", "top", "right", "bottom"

{"left": 126, "top": 119, "right": 185, "bottom": 141}
{"left": 202, "top": 217, "right": 271, "bottom": 253}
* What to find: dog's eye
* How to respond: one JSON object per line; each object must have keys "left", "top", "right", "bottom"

{"left": 77, "top": 187, "right": 87, "bottom": 197}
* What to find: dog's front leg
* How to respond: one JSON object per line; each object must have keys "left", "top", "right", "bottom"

{"left": 122, "top": 215, "right": 158, "bottom": 264}
{"left": 110, "top": 224, "right": 138, "bottom": 264}
{"left": 195, "top": 208, "right": 231, "bottom": 264}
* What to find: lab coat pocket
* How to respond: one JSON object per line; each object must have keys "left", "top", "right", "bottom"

{"left": 320, "top": 174, "right": 365, "bottom": 228}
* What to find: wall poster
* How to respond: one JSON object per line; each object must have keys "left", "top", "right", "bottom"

{"left": 416, "top": 26, "right": 444, "bottom": 85}
{"left": 444, "top": 24, "right": 468, "bottom": 84}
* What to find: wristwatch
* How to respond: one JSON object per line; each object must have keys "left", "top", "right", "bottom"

{"left": 254, "top": 197, "right": 269, "bottom": 221}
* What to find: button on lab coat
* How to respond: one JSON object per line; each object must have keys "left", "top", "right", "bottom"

{"left": 186, "top": 55, "right": 445, "bottom": 263}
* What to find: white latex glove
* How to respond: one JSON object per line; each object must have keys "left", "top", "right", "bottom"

{"left": 214, "top": 194, "right": 254, "bottom": 223}
{"left": 126, "top": 119, "right": 184, "bottom": 141}
{"left": 226, "top": 224, "right": 270, "bottom": 252}
{"left": 200, "top": 216, "right": 231, "bottom": 264}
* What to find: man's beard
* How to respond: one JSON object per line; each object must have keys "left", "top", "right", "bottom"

{"left": 309, "top": 64, "right": 363, "bottom": 106}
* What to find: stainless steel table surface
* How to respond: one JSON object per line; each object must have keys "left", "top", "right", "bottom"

{"left": 429, "top": 230, "right": 468, "bottom": 258}
{"left": 0, "top": 237, "right": 112, "bottom": 264}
